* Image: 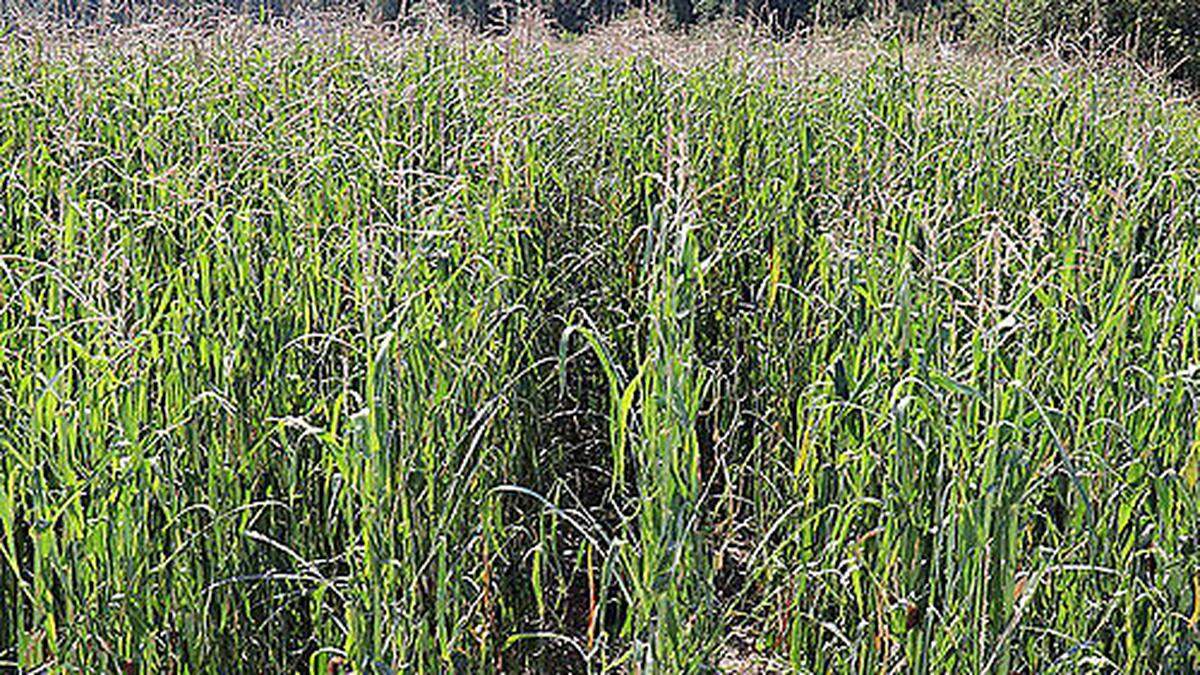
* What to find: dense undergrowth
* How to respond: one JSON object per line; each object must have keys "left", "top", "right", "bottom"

{"left": 4, "top": 0, "right": 1198, "bottom": 89}
{"left": 1, "top": 21, "right": 1199, "bottom": 673}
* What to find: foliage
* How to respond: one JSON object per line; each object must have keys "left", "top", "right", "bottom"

{"left": 968, "top": 0, "right": 1200, "bottom": 85}
{"left": 2, "top": 25, "right": 1199, "bottom": 673}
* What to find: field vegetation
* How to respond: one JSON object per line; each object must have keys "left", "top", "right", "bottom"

{"left": 1, "top": 11, "right": 1199, "bottom": 674}
{"left": 5, "top": 0, "right": 1199, "bottom": 86}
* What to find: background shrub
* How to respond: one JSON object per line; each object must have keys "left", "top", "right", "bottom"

{"left": 968, "top": 0, "right": 1199, "bottom": 84}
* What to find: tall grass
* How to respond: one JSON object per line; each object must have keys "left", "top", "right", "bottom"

{"left": 1, "top": 20, "right": 1199, "bottom": 673}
